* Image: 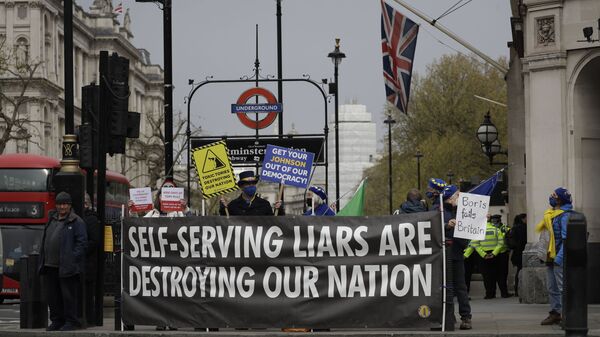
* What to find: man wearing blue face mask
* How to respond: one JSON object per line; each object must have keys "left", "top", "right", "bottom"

{"left": 219, "top": 171, "right": 284, "bottom": 216}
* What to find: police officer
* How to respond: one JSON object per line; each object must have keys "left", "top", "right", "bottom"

{"left": 219, "top": 171, "right": 283, "bottom": 216}
{"left": 491, "top": 214, "right": 512, "bottom": 298}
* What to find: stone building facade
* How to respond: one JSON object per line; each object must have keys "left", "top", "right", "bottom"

{"left": 0, "top": 0, "right": 164, "bottom": 188}
{"left": 508, "top": 0, "right": 600, "bottom": 303}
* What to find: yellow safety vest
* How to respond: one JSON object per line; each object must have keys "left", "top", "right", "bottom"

{"left": 463, "top": 222, "right": 503, "bottom": 258}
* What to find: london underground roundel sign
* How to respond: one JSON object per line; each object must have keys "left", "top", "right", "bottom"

{"left": 235, "top": 87, "right": 279, "bottom": 130}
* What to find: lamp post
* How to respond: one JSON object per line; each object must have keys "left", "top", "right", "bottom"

{"left": 447, "top": 170, "right": 454, "bottom": 185}
{"left": 476, "top": 111, "right": 507, "bottom": 165}
{"left": 383, "top": 114, "right": 396, "bottom": 214}
{"left": 415, "top": 150, "right": 423, "bottom": 190}
{"left": 328, "top": 38, "right": 345, "bottom": 211}
{"left": 136, "top": 0, "right": 174, "bottom": 180}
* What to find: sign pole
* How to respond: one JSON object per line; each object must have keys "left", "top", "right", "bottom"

{"left": 274, "top": 182, "right": 285, "bottom": 216}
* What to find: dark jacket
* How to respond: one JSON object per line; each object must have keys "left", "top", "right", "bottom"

{"left": 83, "top": 208, "right": 99, "bottom": 281}
{"left": 39, "top": 210, "right": 88, "bottom": 278}
{"left": 442, "top": 203, "right": 468, "bottom": 261}
{"left": 399, "top": 199, "right": 428, "bottom": 214}
{"left": 220, "top": 194, "right": 284, "bottom": 216}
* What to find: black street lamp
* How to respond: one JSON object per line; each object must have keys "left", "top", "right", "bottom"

{"left": 383, "top": 114, "right": 396, "bottom": 214}
{"left": 136, "top": 0, "right": 174, "bottom": 180}
{"left": 328, "top": 38, "right": 345, "bottom": 211}
{"left": 415, "top": 150, "right": 423, "bottom": 190}
{"left": 477, "top": 111, "right": 507, "bottom": 165}
{"left": 447, "top": 170, "right": 454, "bottom": 184}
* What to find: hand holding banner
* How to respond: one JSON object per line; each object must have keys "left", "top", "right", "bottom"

{"left": 454, "top": 192, "right": 490, "bottom": 240}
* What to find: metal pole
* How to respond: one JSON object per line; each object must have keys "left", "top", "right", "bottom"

{"left": 334, "top": 63, "right": 340, "bottom": 211}
{"left": 164, "top": 0, "right": 174, "bottom": 180}
{"left": 64, "top": 0, "right": 74, "bottom": 134}
{"left": 417, "top": 155, "right": 421, "bottom": 190}
{"left": 387, "top": 121, "right": 393, "bottom": 214}
{"left": 276, "top": 0, "right": 283, "bottom": 137}
{"left": 389, "top": 0, "right": 508, "bottom": 74}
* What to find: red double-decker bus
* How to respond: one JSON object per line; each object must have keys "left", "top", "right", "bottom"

{"left": 0, "top": 153, "right": 130, "bottom": 302}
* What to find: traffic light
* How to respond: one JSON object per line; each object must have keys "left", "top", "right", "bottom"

{"left": 78, "top": 124, "right": 94, "bottom": 169}
{"left": 108, "top": 54, "right": 129, "bottom": 137}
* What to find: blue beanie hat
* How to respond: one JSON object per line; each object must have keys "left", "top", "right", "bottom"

{"left": 309, "top": 186, "right": 327, "bottom": 201}
{"left": 442, "top": 185, "right": 459, "bottom": 201}
{"left": 428, "top": 178, "right": 447, "bottom": 192}
{"left": 554, "top": 187, "right": 572, "bottom": 205}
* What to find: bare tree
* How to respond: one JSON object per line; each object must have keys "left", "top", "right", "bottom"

{"left": 0, "top": 37, "right": 45, "bottom": 154}
{"left": 123, "top": 109, "right": 200, "bottom": 188}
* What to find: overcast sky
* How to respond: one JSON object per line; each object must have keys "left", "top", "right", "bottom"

{"left": 81, "top": 0, "right": 512, "bottom": 147}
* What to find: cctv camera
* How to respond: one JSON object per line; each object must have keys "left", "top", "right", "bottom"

{"left": 583, "top": 26, "right": 594, "bottom": 42}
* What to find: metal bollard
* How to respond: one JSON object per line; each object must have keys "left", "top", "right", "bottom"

{"left": 564, "top": 212, "right": 588, "bottom": 337}
{"left": 19, "top": 253, "right": 47, "bottom": 329}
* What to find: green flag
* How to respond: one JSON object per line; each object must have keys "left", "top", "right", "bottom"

{"left": 336, "top": 179, "right": 367, "bottom": 216}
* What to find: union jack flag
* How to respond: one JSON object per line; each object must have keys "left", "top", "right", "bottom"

{"left": 381, "top": 0, "right": 419, "bottom": 114}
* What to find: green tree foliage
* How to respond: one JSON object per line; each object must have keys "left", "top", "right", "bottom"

{"left": 364, "top": 54, "right": 507, "bottom": 215}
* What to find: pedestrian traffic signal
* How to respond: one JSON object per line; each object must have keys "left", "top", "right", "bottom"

{"left": 78, "top": 124, "right": 94, "bottom": 169}
{"left": 108, "top": 54, "right": 129, "bottom": 137}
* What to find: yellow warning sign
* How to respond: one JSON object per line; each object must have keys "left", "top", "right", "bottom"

{"left": 191, "top": 141, "right": 238, "bottom": 199}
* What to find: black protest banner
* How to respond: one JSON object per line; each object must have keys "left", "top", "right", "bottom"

{"left": 122, "top": 211, "right": 444, "bottom": 329}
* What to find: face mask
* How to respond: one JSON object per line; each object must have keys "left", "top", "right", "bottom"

{"left": 306, "top": 198, "right": 313, "bottom": 207}
{"left": 425, "top": 191, "right": 434, "bottom": 200}
{"left": 549, "top": 196, "right": 557, "bottom": 207}
{"left": 243, "top": 185, "right": 257, "bottom": 197}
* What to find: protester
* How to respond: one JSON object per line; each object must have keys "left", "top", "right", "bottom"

{"left": 506, "top": 213, "right": 527, "bottom": 296}
{"left": 396, "top": 188, "right": 427, "bottom": 214}
{"left": 303, "top": 186, "right": 335, "bottom": 216}
{"left": 82, "top": 194, "right": 99, "bottom": 325}
{"left": 539, "top": 188, "right": 572, "bottom": 326}
{"left": 427, "top": 178, "right": 447, "bottom": 211}
{"left": 441, "top": 185, "right": 472, "bottom": 330}
{"left": 39, "top": 192, "right": 87, "bottom": 331}
{"left": 220, "top": 171, "right": 283, "bottom": 216}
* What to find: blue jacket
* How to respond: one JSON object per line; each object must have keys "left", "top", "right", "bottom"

{"left": 552, "top": 204, "right": 572, "bottom": 266}
{"left": 39, "top": 210, "right": 88, "bottom": 278}
{"left": 303, "top": 203, "right": 335, "bottom": 216}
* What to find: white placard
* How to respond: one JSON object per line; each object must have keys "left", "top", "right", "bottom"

{"left": 129, "top": 187, "right": 153, "bottom": 212}
{"left": 160, "top": 187, "right": 185, "bottom": 212}
{"left": 453, "top": 192, "right": 490, "bottom": 240}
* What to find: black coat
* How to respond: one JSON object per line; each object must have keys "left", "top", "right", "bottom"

{"left": 83, "top": 208, "right": 99, "bottom": 281}
{"left": 443, "top": 203, "right": 468, "bottom": 261}
{"left": 39, "top": 210, "right": 88, "bottom": 278}
{"left": 509, "top": 223, "right": 527, "bottom": 268}
{"left": 220, "top": 194, "right": 283, "bottom": 216}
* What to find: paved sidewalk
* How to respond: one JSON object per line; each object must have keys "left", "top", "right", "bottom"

{"left": 2, "top": 281, "right": 599, "bottom": 336}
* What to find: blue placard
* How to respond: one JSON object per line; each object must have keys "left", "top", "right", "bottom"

{"left": 260, "top": 144, "right": 314, "bottom": 189}
{"left": 231, "top": 103, "right": 283, "bottom": 114}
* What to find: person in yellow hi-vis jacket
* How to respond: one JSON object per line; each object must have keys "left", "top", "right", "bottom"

{"left": 464, "top": 218, "right": 509, "bottom": 299}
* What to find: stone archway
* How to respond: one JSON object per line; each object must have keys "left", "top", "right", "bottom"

{"left": 572, "top": 54, "right": 600, "bottom": 303}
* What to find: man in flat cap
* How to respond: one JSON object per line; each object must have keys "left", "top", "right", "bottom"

{"left": 220, "top": 171, "right": 283, "bottom": 216}
{"left": 39, "top": 192, "right": 87, "bottom": 331}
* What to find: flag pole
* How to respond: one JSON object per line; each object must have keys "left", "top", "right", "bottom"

{"left": 388, "top": 0, "right": 508, "bottom": 74}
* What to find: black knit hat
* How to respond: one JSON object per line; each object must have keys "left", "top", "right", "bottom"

{"left": 55, "top": 191, "right": 72, "bottom": 204}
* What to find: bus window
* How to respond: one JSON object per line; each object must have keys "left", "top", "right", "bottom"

{"left": 0, "top": 169, "right": 51, "bottom": 192}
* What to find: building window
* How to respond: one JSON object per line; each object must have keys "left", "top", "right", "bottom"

{"left": 17, "top": 5, "right": 27, "bottom": 20}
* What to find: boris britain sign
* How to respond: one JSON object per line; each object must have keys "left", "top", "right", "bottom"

{"left": 122, "top": 212, "right": 445, "bottom": 329}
